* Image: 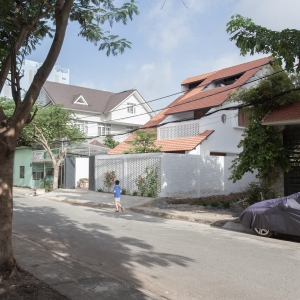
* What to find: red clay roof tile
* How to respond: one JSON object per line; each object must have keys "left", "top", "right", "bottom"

{"left": 262, "top": 102, "right": 300, "bottom": 125}
{"left": 108, "top": 130, "right": 214, "bottom": 154}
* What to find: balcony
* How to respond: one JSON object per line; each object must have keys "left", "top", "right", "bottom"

{"left": 32, "top": 149, "right": 61, "bottom": 162}
{"left": 158, "top": 119, "right": 200, "bottom": 140}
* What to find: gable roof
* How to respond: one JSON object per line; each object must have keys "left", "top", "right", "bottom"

{"left": 261, "top": 102, "right": 300, "bottom": 125}
{"left": 166, "top": 57, "right": 270, "bottom": 116}
{"left": 42, "top": 81, "right": 135, "bottom": 113}
{"left": 138, "top": 57, "right": 270, "bottom": 129}
{"left": 108, "top": 130, "right": 214, "bottom": 154}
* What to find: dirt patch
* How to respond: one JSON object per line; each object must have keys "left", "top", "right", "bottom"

{"left": 140, "top": 193, "right": 245, "bottom": 217}
{"left": 169, "top": 192, "right": 244, "bottom": 205}
{"left": 0, "top": 268, "right": 68, "bottom": 300}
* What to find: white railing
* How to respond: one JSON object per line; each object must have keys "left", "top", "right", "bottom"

{"left": 32, "top": 149, "right": 61, "bottom": 162}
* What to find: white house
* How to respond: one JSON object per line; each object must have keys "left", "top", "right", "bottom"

{"left": 1, "top": 59, "right": 69, "bottom": 99}
{"left": 109, "top": 57, "right": 271, "bottom": 155}
{"left": 38, "top": 81, "right": 156, "bottom": 143}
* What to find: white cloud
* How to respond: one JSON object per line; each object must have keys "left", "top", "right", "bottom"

{"left": 233, "top": 0, "right": 300, "bottom": 30}
{"left": 141, "top": 0, "right": 211, "bottom": 54}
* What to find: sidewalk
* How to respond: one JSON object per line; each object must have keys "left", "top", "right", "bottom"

{"left": 14, "top": 187, "right": 248, "bottom": 229}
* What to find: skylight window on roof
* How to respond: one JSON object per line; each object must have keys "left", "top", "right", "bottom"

{"left": 74, "top": 95, "right": 88, "bottom": 105}
{"left": 188, "top": 79, "right": 205, "bottom": 90}
{"left": 215, "top": 73, "right": 244, "bottom": 87}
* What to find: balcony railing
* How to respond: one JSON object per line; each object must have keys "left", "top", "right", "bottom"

{"left": 32, "top": 149, "right": 61, "bottom": 162}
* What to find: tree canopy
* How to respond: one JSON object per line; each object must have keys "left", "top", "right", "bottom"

{"left": 103, "top": 135, "right": 119, "bottom": 149}
{"left": 123, "top": 129, "right": 162, "bottom": 154}
{"left": 228, "top": 69, "right": 300, "bottom": 182}
{"left": 226, "top": 14, "right": 300, "bottom": 72}
{"left": 0, "top": 0, "right": 139, "bottom": 273}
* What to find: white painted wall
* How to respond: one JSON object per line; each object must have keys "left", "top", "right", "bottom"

{"left": 94, "top": 153, "right": 258, "bottom": 198}
{"left": 197, "top": 103, "right": 243, "bottom": 155}
{"left": 110, "top": 93, "right": 152, "bottom": 125}
{"left": 75, "top": 157, "right": 89, "bottom": 187}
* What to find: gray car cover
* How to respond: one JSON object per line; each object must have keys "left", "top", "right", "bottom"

{"left": 239, "top": 192, "right": 300, "bottom": 236}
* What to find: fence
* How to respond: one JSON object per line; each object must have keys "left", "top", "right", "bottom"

{"left": 92, "top": 153, "right": 258, "bottom": 198}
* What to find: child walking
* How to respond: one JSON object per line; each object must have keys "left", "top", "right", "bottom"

{"left": 113, "top": 180, "right": 124, "bottom": 212}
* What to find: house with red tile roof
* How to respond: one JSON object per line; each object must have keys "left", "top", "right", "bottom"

{"left": 37, "top": 82, "right": 155, "bottom": 143}
{"left": 109, "top": 57, "right": 271, "bottom": 155}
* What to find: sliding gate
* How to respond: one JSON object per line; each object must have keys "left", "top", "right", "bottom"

{"left": 284, "top": 126, "right": 300, "bottom": 195}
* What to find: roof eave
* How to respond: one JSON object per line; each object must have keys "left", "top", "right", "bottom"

{"left": 262, "top": 119, "right": 300, "bottom": 126}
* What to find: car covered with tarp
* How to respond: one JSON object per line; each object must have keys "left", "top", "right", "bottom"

{"left": 239, "top": 192, "right": 300, "bottom": 237}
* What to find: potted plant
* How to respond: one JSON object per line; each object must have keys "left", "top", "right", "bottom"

{"left": 79, "top": 178, "right": 89, "bottom": 188}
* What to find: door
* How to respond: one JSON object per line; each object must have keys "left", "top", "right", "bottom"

{"left": 284, "top": 126, "right": 300, "bottom": 195}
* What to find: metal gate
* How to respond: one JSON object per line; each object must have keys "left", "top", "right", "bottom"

{"left": 284, "top": 126, "right": 300, "bottom": 195}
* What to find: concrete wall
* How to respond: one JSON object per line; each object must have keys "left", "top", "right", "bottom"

{"left": 93, "top": 153, "right": 258, "bottom": 198}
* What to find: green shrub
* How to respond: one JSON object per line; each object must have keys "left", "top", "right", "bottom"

{"left": 135, "top": 166, "right": 160, "bottom": 197}
{"left": 98, "top": 188, "right": 103, "bottom": 192}
{"left": 243, "top": 181, "right": 277, "bottom": 205}
{"left": 132, "top": 190, "right": 138, "bottom": 196}
{"left": 210, "top": 201, "right": 220, "bottom": 207}
{"left": 122, "top": 188, "right": 127, "bottom": 195}
{"left": 223, "top": 201, "right": 231, "bottom": 209}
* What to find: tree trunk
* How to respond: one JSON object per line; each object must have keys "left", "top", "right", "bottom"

{"left": 0, "top": 148, "right": 19, "bottom": 272}
{"left": 53, "top": 161, "right": 60, "bottom": 190}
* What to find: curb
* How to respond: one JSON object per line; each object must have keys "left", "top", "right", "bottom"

{"left": 130, "top": 207, "right": 239, "bottom": 227}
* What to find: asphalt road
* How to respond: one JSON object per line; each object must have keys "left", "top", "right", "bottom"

{"left": 12, "top": 195, "right": 300, "bottom": 300}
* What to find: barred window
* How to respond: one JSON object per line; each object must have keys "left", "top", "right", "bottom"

{"left": 20, "top": 166, "right": 25, "bottom": 178}
{"left": 33, "top": 172, "right": 44, "bottom": 180}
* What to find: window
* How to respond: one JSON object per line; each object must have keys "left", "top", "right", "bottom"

{"left": 238, "top": 109, "right": 249, "bottom": 127}
{"left": 33, "top": 163, "right": 44, "bottom": 180}
{"left": 98, "top": 123, "right": 111, "bottom": 136}
{"left": 74, "top": 95, "right": 88, "bottom": 105}
{"left": 106, "top": 125, "right": 111, "bottom": 135}
{"left": 194, "top": 108, "right": 210, "bottom": 120}
{"left": 76, "top": 121, "right": 88, "bottom": 134}
{"left": 33, "top": 171, "right": 44, "bottom": 180}
{"left": 20, "top": 166, "right": 25, "bottom": 178}
{"left": 98, "top": 125, "right": 105, "bottom": 136}
{"left": 127, "top": 103, "right": 136, "bottom": 114}
{"left": 221, "top": 114, "right": 226, "bottom": 124}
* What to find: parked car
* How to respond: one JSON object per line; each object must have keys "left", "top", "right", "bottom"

{"left": 239, "top": 192, "right": 300, "bottom": 237}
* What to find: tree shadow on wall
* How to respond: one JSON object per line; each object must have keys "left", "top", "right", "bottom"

{"left": 199, "top": 156, "right": 224, "bottom": 195}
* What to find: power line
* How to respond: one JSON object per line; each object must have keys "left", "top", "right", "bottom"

{"left": 50, "top": 65, "right": 299, "bottom": 141}
{"left": 75, "top": 61, "right": 272, "bottom": 121}
{"left": 75, "top": 62, "right": 281, "bottom": 130}
{"left": 55, "top": 83, "right": 300, "bottom": 143}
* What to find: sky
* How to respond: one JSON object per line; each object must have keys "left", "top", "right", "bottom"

{"left": 28, "top": 0, "right": 300, "bottom": 112}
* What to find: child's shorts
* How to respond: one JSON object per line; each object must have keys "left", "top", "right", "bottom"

{"left": 114, "top": 198, "right": 121, "bottom": 202}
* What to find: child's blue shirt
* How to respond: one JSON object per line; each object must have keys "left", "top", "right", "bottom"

{"left": 113, "top": 185, "right": 121, "bottom": 198}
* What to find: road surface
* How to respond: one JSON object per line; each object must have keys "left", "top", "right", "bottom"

{"left": 12, "top": 194, "right": 300, "bottom": 299}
